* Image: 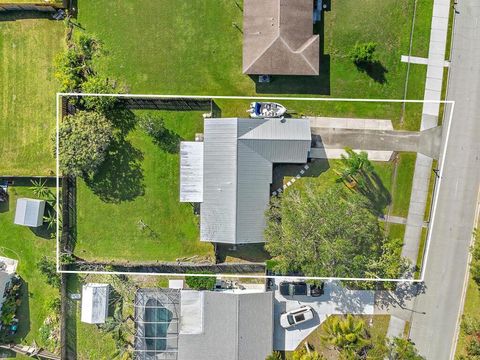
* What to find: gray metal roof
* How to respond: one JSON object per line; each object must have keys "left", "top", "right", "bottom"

{"left": 180, "top": 142, "right": 204, "bottom": 202}
{"left": 178, "top": 291, "right": 274, "bottom": 360}
{"left": 14, "top": 198, "right": 45, "bottom": 227}
{"left": 200, "top": 118, "right": 311, "bottom": 244}
{"left": 243, "top": 0, "right": 320, "bottom": 75}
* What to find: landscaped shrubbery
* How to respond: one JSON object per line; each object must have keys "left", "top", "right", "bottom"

{"left": 57, "top": 111, "right": 113, "bottom": 177}
{"left": 185, "top": 272, "right": 216, "bottom": 290}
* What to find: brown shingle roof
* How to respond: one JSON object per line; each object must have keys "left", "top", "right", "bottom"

{"left": 243, "top": 0, "right": 320, "bottom": 75}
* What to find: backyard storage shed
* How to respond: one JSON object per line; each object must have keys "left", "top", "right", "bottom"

{"left": 81, "top": 283, "right": 109, "bottom": 324}
{"left": 180, "top": 118, "right": 311, "bottom": 244}
{"left": 14, "top": 198, "right": 45, "bottom": 227}
{"left": 243, "top": 0, "right": 320, "bottom": 75}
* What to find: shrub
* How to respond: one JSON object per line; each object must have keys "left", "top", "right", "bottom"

{"left": 350, "top": 42, "right": 377, "bottom": 65}
{"left": 57, "top": 110, "right": 113, "bottom": 176}
{"left": 139, "top": 114, "right": 181, "bottom": 153}
{"left": 185, "top": 272, "right": 216, "bottom": 290}
{"left": 467, "top": 337, "right": 480, "bottom": 356}
{"left": 37, "top": 256, "right": 61, "bottom": 289}
{"left": 461, "top": 315, "right": 480, "bottom": 335}
{"left": 265, "top": 351, "right": 282, "bottom": 360}
{"left": 471, "top": 229, "right": 480, "bottom": 287}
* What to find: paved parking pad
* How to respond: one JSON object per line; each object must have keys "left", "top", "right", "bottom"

{"left": 273, "top": 279, "right": 374, "bottom": 351}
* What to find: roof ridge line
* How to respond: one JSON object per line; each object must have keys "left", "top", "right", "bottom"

{"left": 279, "top": 36, "right": 319, "bottom": 75}
{"left": 243, "top": 34, "right": 281, "bottom": 74}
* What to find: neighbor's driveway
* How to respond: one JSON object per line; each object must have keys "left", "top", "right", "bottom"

{"left": 273, "top": 279, "right": 374, "bottom": 351}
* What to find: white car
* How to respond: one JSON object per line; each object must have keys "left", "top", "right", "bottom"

{"left": 280, "top": 306, "right": 315, "bottom": 328}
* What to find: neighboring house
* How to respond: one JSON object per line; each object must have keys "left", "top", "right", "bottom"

{"left": 178, "top": 290, "right": 274, "bottom": 360}
{"left": 180, "top": 118, "right": 311, "bottom": 244}
{"left": 0, "top": 256, "right": 18, "bottom": 311}
{"left": 243, "top": 0, "right": 320, "bottom": 75}
{"left": 81, "top": 283, "right": 109, "bottom": 324}
{"left": 134, "top": 287, "right": 273, "bottom": 360}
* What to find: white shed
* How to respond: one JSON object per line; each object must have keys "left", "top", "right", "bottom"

{"left": 14, "top": 198, "right": 45, "bottom": 227}
{"left": 81, "top": 283, "right": 109, "bottom": 324}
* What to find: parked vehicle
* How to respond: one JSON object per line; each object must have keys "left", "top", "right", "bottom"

{"left": 280, "top": 306, "right": 315, "bottom": 328}
{"left": 279, "top": 281, "right": 325, "bottom": 297}
{"left": 247, "top": 102, "right": 287, "bottom": 118}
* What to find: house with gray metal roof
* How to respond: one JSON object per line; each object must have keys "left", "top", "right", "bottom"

{"left": 180, "top": 118, "right": 311, "bottom": 244}
{"left": 178, "top": 290, "right": 274, "bottom": 360}
{"left": 243, "top": 0, "right": 320, "bottom": 75}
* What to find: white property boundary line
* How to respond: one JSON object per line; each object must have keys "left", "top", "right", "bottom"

{"left": 55, "top": 93, "right": 455, "bottom": 282}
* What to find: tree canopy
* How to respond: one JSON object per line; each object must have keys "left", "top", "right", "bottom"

{"left": 58, "top": 110, "right": 113, "bottom": 177}
{"left": 265, "top": 184, "right": 408, "bottom": 279}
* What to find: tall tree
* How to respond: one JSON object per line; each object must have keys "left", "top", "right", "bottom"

{"left": 265, "top": 184, "right": 406, "bottom": 278}
{"left": 57, "top": 110, "right": 113, "bottom": 177}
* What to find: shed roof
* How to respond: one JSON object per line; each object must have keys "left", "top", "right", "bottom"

{"left": 178, "top": 291, "right": 274, "bottom": 360}
{"left": 81, "top": 283, "right": 109, "bottom": 324}
{"left": 14, "top": 198, "right": 45, "bottom": 227}
{"left": 199, "top": 118, "right": 311, "bottom": 244}
{"left": 243, "top": 0, "right": 320, "bottom": 75}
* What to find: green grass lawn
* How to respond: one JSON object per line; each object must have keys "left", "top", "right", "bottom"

{"left": 66, "top": 274, "right": 117, "bottom": 360}
{"left": 0, "top": 14, "right": 64, "bottom": 175}
{"left": 77, "top": 0, "right": 432, "bottom": 127}
{"left": 74, "top": 111, "right": 213, "bottom": 263}
{"left": 455, "top": 279, "right": 480, "bottom": 359}
{"left": 0, "top": 180, "right": 58, "bottom": 349}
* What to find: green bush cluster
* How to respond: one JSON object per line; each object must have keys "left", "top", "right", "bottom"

{"left": 185, "top": 272, "right": 216, "bottom": 290}
{"left": 350, "top": 42, "right": 377, "bottom": 65}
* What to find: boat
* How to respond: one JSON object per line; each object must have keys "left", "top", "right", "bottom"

{"left": 247, "top": 102, "right": 287, "bottom": 118}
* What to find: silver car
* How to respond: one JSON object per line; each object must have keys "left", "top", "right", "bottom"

{"left": 280, "top": 305, "right": 315, "bottom": 328}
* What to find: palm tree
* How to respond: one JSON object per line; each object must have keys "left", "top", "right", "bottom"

{"left": 338, "top": 148, "right": 374, "bottom": 186}
{"left": 291, "top": 349, "right": 326, "bottom": 360}
{"left": 265, "top": 351, "right": 282, "bottom": 360}
{"left": 321, "top": 315, "right": 368, "bottom": 351}
{"left": 29, "top": 178, "right": 51, "bottom": 199}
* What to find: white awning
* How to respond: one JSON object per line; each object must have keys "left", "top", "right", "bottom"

{"left": 179, "top": 290, "right": 204, "bottom": 334}
{"left": 180, "top": 142, "right": 204, "bottom": 203}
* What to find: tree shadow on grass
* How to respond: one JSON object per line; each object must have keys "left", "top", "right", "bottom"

{"left": 150, "top": 129, "right": 182, "bottom": 154}
{"left": 85, "top": 139, "right": 145, "bottom": 203}
{"left": 357, "top": 171, "right": 392, "bottom": 216}
{"left": 215, "top": 243, "right": 271, "bottom": 263}
{"left": 355, "top": 61, "right": 388, "bottom": 84}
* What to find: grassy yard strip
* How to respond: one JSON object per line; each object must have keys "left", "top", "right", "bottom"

{"left": 66, "top": 274, "right": 117, "bottom": 360}
{"left": 74, "top": 111, "right": 213, "bottom": 263}
{"left": 77, "top": 0, "right": 427, "bottom": 127}
{"left": 0, "top": 14, "right": 64, "bottom": 175}
{"left": 391, "top": 153, "right": 416, "bottom": 218}
{"left": 0, "top": 181, "right": 58, "bottom": 348}
{"left": 414, "top": 227, "right": 428, "bottom": 279}
{"left": 455, "top": 278, "right": 480, "bottom": 358}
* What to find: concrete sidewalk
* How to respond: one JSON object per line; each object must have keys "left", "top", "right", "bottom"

{"left": 402, "top": 0, "right": 450, "bottom": 268}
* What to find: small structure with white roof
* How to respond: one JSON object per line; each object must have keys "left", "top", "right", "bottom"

{"left": 14, "top": 198, "right": 45, "bottom": 227}
{"left": 81, "top": 283, "right": 109, "bottom": 324}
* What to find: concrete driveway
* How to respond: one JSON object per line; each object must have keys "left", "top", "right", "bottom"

{"left": 273, "top": 279, "right": 375, "bottom": 351}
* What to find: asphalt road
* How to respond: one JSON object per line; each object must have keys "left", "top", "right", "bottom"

{"left": 409, "top": 1, "right": 480, "bottom": 358}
